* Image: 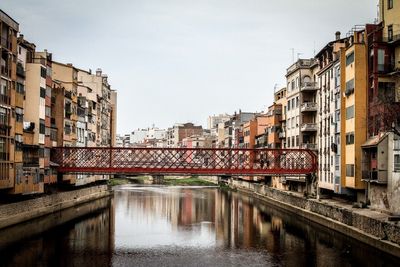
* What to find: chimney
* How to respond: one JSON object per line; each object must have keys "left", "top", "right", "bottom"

{"left": 96, "top": 68, "right": 102, "bottom": 76}
{"left": 335, "top": 31, "right": 341, "bottom": 40}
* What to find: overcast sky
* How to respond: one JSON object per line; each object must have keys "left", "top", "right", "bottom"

{"left": 1, "top": 0, "right": 376, "bottom": 134}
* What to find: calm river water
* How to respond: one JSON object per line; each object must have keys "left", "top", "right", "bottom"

{"left": 0, "top": 185, "right": 398, "bottom": 267}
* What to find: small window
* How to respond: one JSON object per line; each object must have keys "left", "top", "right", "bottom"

{"left": 388, "top": 0, "right": 393, "bottom": 9}
{"left": 39, "top": 119, "right": 45, "bottom": 134}
{"left": 394, "top": 154, "right": 400, "bottom": 171}
{"left": 345, "top": 79, "right": 354, "bottom": 96}
{"left": 346, "top": 105, "right": 354, "bottom": 120}
{"left": 346, "top": 132, "right": 355, "bottom": 145}
{"left": 388, "top": 25, "right": 393, "bottom": 41}
{"left": 40, "top": 67, "right": 47, "bottom": 78}
{"left": 346, "top": 52, "right": 354, "bottom": 66}
{"left": 346, "top": 164, "right": 355, "bottom": 177}
{"left": 40, "top": 87, "right": 46, "bottom": 98}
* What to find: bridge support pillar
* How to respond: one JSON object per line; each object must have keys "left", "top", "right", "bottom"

{"left": 218, "top": 175, "right": 230, "bottom": 185}
{"left": 151, "top": 175, "right": 164, "bottom": 184}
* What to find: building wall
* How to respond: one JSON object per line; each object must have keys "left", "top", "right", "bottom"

{"left": 340, "top": 32, "right": 367, "bottom": 197}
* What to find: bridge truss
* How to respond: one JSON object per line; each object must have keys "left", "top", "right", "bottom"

{"left": 51, "top": 147, "right": 317, "bottom": 176}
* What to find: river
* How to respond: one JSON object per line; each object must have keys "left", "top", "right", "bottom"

{"left": 0, "top": 185, "right": 398, "bottom": 266}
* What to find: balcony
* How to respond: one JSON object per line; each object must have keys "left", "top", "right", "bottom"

{"left": 0, "top": 94, "right": 10, "bottom": 105}
{"left": 301, "top": 143, "right": 317, "bottom": 150}
{"left": 16, "top": 63, "right": 25, "bottom": 77}
{"left": 361, "top": 170, "right": 388, "bottom": 184}
{"left": 300, "top": 102, "right": 317, "bottom": 112}
{"left": 300, "top": 82, "right": 319, "bottom": 92}
{"left": 0, "top": 37, "right": 12, "bottom": 50}
{"left": 0, "top": 65, "right": 10, "bottom": 78}
{"left": 300, "top": 123, "right": 317, "bottom": 132}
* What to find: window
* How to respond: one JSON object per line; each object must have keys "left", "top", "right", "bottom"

{"left": 346, "top": 52, "right": 354, "bottom": 66}
{"left": 346, "top": 132, "right": 354, "bottom": 145}
{"left": 287, "top": 99, "right": 291, "bottom": 111}
{"left": 15, "top": 107, "right": 23, "bottom": 122}
{"left": 388, "top": 25, "right": 393, "bottom": 41}
{"left": 346, "top": 164, "right": 355, "bottom": 177}
{"left": 335, "top": 66, "right": 341, "bottom": 87}
{"left": 40, "top": 87, "right": 46, "bottom": 98}
{"left": 40, "top": 67, "right": 47, "bottom": 78}
{"left": 346, "top": 105, "right": 354, "bottom": 119}
{"left": 378, "top": 82, "right": 395, "bottom": 101}
{"left": 287, "top": 138, "right": 290, "bottom": 148}
{"left": 39, "top": 119, "right": 45, "bottom": 134}
{"left": 345, "top": 79, "right": 354, "bottom": 96}
{"left": 394, "top": 155, "right": 400, "bottom": 171}
{"left": 0, "top": 107, "right": 7, "bottom": 125}
{"left": 296, "top": 135, "right": 299, "bottom": 147}
{"left": 388, "top": 0, "right": 393, "bottom": 9}
{"left": 377, "top": 49, "right": 385, "bottom": 72}
{"left": 45, "top": 106, "right": 51, "bottom": 117}
{"left": 296, "top": 116, "right": 299, "bottom": 127}
{"left": 291, "top": 80, "right": 295, "bottom": 90}
{"left": 16, "top": 83, "right": 24, "bottom": 94}
{"left": 296, "top": 96, "right": 299, "bottom": 107}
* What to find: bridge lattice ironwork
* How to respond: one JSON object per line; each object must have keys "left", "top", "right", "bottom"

{"left": 51, "top": 147, "right": 317, "bottom": 176}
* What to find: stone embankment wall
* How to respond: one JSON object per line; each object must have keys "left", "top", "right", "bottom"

{"left": 0, "top": 185, "right": 110, "bottom": 229}
{"left": 229, "top": 179, "right": 400, "bottom": 257}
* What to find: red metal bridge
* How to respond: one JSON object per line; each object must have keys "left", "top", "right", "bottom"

{"left": 51, "top": 147, "right": 317, "bottom": 176}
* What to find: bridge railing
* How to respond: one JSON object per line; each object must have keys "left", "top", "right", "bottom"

{"left": 51, "top": 147, "right": 317, "bottom": 175}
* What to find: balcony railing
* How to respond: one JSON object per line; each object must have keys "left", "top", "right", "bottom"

{"left": 300, "top": 102, "right": 317, "bottom": 112}
{"left": 300, "top": 82, "right": 319, "bottom": 91}
{"left": 300, "top": 123, "right": 317, "bottom": 132}
{"left": 23, "top": 157, "right": 40, "bottom": 167}
{"left": 361, "top": 170, "right": 388, "bottom": 183}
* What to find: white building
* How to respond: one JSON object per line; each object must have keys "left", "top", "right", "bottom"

{"left": 130, "top": 129, "right": 148, "bottom": 144}
{"left": 315, "top": 34, "right": 348, "bottom": 195}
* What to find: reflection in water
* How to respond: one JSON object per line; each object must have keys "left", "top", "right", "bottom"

{"left": 0, "top": 185, "right": 398, "bottom": 267}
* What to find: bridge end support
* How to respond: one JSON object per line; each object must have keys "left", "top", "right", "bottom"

{"left": 218, "top": 175, "right": 230, "bottom": 185}
{"left": 151, "top": 175, "right": 165, "bottom": 184}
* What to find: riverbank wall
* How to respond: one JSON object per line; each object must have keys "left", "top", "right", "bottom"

{"left": 228, "top": 179, "right": 400, "bottom": 257}
{"left": 0, "top": 185, "right": 110, "bottom": 229}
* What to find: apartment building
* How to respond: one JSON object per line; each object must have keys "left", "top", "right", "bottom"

{"left": 221, "top": 111, "right": 256, "bottom": 148}
{"left": 340, "top": 27, "right": 368, "bottom": 201}
{"left": 23, "top": 47, "right": 56, "bottom": 191}
{"left": 315, "top": 33, "right": 348, "bottom": 195}
{"left": 167, "top": 123, "right": 203, "bottom": 147}
{"left": 274, "top": 87, "right": 287, "bottom": 148}
{"left": 361, "top": 0, "right": 400, "bottom": 213}
{"left": 52, "top": 62, "right": 78, "bottom": 149}
{"left": 78, "top": 68, "right": 113, "bottom": 147}
{"left": 284, "top": 59, "right": 319, "bottom": 193}
{"left": 207, "top": 114, "right": 231, "bottom": 130}
{"left": 255, "top": 104, "right": 282, "bottom": 149}
{"left": 0, "top": 10, "right": 18, "bottom": 191}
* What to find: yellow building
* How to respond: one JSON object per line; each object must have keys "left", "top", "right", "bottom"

{"left": 340, "top": 28, "right": 368, "bottom": 200}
